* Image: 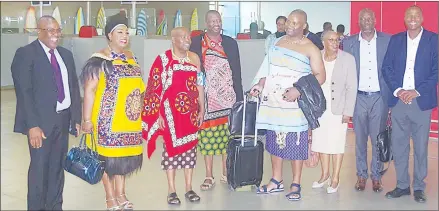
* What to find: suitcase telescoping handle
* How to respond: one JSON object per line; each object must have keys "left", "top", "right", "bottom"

{"left": 241, "top": 91, "right": 259, "bottom": 147}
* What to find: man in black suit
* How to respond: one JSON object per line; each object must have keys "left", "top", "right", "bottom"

{"left": 304, "top": 22, "right": 324, "bottom": 50}
{"left": 11, "top": 15, "right": 82, "bottom": 210}
{"left": 316, "top": 21, "right": 333, "bottom": 40}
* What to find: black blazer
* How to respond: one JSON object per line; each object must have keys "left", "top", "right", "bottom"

{"left": 294, "top": 74, "right": 327, "bottom": 130}
{"left": 11, "top": 39, "right": 82, "bottom": 136}
{"left": 307, "top": 31, "right": 324, "bottom": 50}
{"left": 190, "top": 33, "right": 244, "bottom": 101}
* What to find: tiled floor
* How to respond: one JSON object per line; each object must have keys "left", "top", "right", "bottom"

{"left": 1, "top": 89, "right": 438, "bottom": 210}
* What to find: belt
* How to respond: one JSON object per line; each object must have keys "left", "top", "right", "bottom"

{"left": 358, "top": 90, "right": 380, "bottom": 95}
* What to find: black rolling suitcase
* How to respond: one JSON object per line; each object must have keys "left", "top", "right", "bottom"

{"left": 226, "top": 93, "right": 264, "bottom": 190}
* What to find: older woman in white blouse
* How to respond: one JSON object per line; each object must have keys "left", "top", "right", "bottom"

{"left": 311, "top": 30, "right": 357, "bottom": 194}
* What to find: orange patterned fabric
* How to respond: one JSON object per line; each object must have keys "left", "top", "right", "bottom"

{"left": 200, "top": 33, "right": 236, "bottom": 129}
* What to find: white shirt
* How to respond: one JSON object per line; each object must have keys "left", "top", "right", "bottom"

{"left": 358, "top": 30, "right": 380, "bottom": 92}
{"left": 38, "top": 40, "right": 71, "bottom": 112}
{"left": 393, "top": 28, "right": 423, "bottom": 97}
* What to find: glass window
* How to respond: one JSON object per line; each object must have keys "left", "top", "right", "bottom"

{"left": 209, "top": 1, "right": 217, "bottom": 11}
{"left": 31, "top": 1, "right": 51, "bottom": 6}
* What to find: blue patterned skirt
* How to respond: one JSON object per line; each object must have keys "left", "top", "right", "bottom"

{"left": 265, "top": 130, "right": 308, "bottom": 160}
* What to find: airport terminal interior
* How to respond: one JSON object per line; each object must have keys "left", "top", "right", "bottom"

{"left": 1, "top": 1, "right": 438, "bottom": 210}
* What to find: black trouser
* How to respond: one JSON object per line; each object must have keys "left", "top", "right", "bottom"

{"left": 27, "top": 110, "right": 70, "bottom": 211}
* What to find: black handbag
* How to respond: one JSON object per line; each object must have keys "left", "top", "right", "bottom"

{"left": 228, "top": 92, "right": 265, "bottom": 136}
{"left": 377, "top": 126, "right": 392, "bottom": 163}
{"left": 376, "top": 114, "right": 393, "bottom": 175}
{"left": 64, "top": 133, "right": 105, "bottom": 185}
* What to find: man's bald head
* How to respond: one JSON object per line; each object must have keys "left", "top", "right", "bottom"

{"left": 37, "top": 15, "right": 61, "bottom": 49}
{"left": 37, "top": 15, "right": 58, "bottom": 28}
{"left": 171, "top": 27, "right": 191, "bottom": 52}
{"left": 285, "top": 9, "right": 307, "bottom": 38}
{"left": 406, "top": 5, "right": 423, "bottom": 14}
{"left": 205, "top": 10, "right": 221, "bottom": 22}
{"left": 171, "top": 27, "right": 189, "bottom": 38}
{"left": 289, "top": 9, "right": 307, "bottom": 22}
{"left": 359, "top": 8, "right": 375, "bottom": 20}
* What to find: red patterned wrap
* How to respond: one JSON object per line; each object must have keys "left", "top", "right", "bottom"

{"left": 142, "top": 50, "right": 200, "bottom": 158}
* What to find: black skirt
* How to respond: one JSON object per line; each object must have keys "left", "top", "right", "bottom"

{"left": 99, "top": 154, "right": 143, "bottom": 177}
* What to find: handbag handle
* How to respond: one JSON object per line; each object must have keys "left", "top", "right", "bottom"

{"left": 241, "top": 91, "right": 259, "bottom": 147}
{"left": 386, "top": 111, "right": 392, "bottom": 129}
{"left": 78, "top": 132, "right": 98, "bottom": 154}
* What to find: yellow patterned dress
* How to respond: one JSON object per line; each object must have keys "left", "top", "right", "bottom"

{"left": 81, "top": 53, "right": 145, "bottom": 177}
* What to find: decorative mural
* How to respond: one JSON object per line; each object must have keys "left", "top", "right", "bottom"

{"left": 74, "top": 7, "right": 84, "bottom": 35}
{"left": 24, "top": 6, "right": 37, "bottom": 33}
{"left": 190, "top": 8, "right": 198, "bottom": 31}
{"left": 136, "top": 9, "right": 147, "bottom": 36}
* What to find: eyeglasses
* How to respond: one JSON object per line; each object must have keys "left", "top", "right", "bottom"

{"left": 39, "top": 28, "right": 62, "bottom": 34}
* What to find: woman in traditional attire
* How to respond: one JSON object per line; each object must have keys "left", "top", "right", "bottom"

{"left": 189, "top": 10, "right": 244, "bottom": 189}
{"left": 250, "top": 10, "right": 326, "bottom": 201}
{"left": 80, "top": 13, "right": 144, "bottom": 210}
{"left": 142, "top": 27, "right": 206, "bottom": 205}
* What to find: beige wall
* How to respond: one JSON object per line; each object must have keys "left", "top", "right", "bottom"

{"left": 1, "top": 1, "right": 208, "bottom": 35}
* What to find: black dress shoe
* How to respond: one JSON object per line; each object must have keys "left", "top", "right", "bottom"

{"left": 414, "top": 190, "right": 427, "bottom": 203}
{"left": 385, "top": 187, "right": 411, "bottom": 199}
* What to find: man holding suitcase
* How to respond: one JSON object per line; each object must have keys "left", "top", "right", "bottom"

{"left": 250, "top": 9, "right": 326, "bottom": 201}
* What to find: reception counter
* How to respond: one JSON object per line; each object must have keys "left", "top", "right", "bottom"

{"left": 1, "top": 34, "right": 436, "bottom": 139}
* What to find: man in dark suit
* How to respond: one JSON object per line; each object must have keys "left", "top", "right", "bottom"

{"left": 304, "top": 22, "right": 324, "bottom": 50}
{"left": 382, "top": 6, "right": 438, "bottom": 203}
{"left": 343, "top": 8, "right": 391, "bottom": 193}
{"left": 316, "top": 21, "right": 333, "bottom": 40}
{"left": 11, "top": 15, "right": 82, "bottom": 210}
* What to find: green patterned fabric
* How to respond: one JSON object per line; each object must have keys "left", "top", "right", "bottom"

{"left": 197, "top": 123, "right": 230, "bottom": 155}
